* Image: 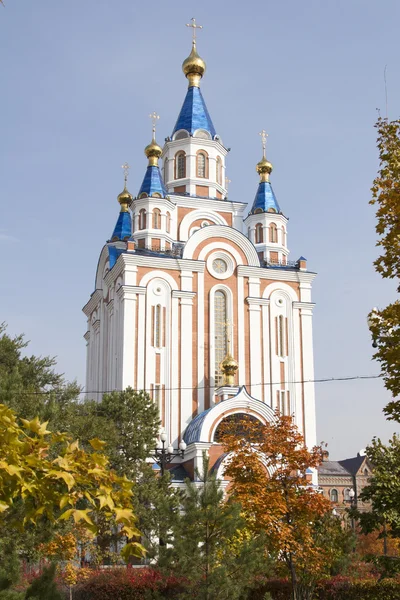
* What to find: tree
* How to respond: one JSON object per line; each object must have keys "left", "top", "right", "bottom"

{"left": 221, "top": 413, "right": 343, "bottom": 600}
{"left": 0, "top": 403, "right": 143, "bottom": 562}
{"left": 161, "top": 453, "right": 267, "bottom": 600}
{"left": 369, "top": 118, "right": 400, "bottom": 407}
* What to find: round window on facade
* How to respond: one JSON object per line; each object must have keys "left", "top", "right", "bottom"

{"left": 212, "top": 258, "right": 227, "bottom": 274}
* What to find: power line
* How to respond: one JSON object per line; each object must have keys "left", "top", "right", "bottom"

{"left": 8, "top": 373, "right": 383, "bottom": 396}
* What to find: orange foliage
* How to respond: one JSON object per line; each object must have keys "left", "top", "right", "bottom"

{"left": 357, "top": 529, "right": 400, "bottom": 558}
{"left": 220, "top": 412, "right": 334, "bottom": 581}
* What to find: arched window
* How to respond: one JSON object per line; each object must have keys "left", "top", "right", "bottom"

{"left": 139, "top": 209, "right": 146, "bottom": 230}
{"left": 175, "top": 152, "right": 186, "bottom": 179}
{"left": 154, "top": 304, "right": 162, "bottom": 348}
{"left": 214, "top": 413, "right": 261, "bottom": 442}
{"left": 344, "top": 489, "right": 351, "bottom": 501}
{"left": 153, "top": 208, "right": 161, "bottom": 229}
{"left": 330, "top": 489, "right": 339, "bottom": 503}
{"left": 166, "top": 211, "right": 171, "bottom": 234}
{"left": 269, "top": 223, "right": 278, "bottom": 243}
{"left": 255, "top": 223, "right": 263, "bottom": 244}
{"left": 197, "top": 151, "right": 208, "bottom": 178}
{"left": 214, "top": 291, "right": 227, "bottom": 387}
{"left": 216, "top": 156, "right": 222, "bottom": 185}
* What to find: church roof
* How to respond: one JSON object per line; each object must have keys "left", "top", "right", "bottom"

{"left": 250, "top": 181, "right": 281, "bottom": 214}
{"left": 108, "top": 245, "right": 124, "bottom": 269}
{"left": 172, "top": 86, "right": 216, "bottom": 137}
{"left": 111, "top": 211, "right": 131, "bottom": 241}
{"left": 183, "top": 407, "right": 212, "bottom": 444}
{"left": 138, "top": 165, "right": 167, "bottom": 198}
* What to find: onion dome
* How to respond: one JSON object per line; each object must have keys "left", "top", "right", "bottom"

{"left": 117, "top": 185, "right": 133, "bottom": 212}
{"left": 220, "top": 353, "right": 239, "bottom": 387}
{"left": 182, "top": 41, "right": 206, "bottom": 88}
{"left": 144, "top": 138, "right": 163, "bottom": 167}
{"left": 256, "top": 156, "right": 273, "bottom": 183}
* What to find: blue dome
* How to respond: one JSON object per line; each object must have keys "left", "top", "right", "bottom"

{"left": 138, "top": 165, "right": 167, "bottom": 198}
{"left": 172, "top": 86, "right": 216, "bottom": 137}
{"left": 250, "top": 181, "right": 280, "bottom": 214}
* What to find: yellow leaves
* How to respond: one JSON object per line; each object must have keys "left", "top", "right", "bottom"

{"left": 0, "top": 500, "right": 10, "bottom": 512}
{"left": 120, "top": 541, "right": 146, "bottom": 561}
{"left": 89, "top": 438, "right": 107, "bottom": 450}
{"left": 114, "top": 507, "right": 134, "bottom": 524}
{"left": 47, "top": 470, "right": 76, "bottom": 490}
{"left": 20, "top": 416, "right": 51, "bottom": 436}
{"left": 59, "top": 494, "right": 70, "bottom": 509}
{"left": 121, "top": 524, "right": 142, "bottom": 539}
{"left": 97, "top": 494, "right": 115, "bottom": 510}
{"left": 59, "top": 508, "right": 94, "bottom": 525}
{"left": 0, "top": 461, "right": 22, "bottom": 477}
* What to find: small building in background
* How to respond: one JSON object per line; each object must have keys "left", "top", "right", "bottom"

{"left": 317, "top": 451, "right": 373, "bottom": 516}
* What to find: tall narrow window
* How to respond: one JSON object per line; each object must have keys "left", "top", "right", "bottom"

{"left": 139, "top": 209, "right": 146, "bottom": 230}
{"left": 255, "top": 223, "right": 263, "bottom": 243}
{"left": 154, "top": 304, "right": 162, "bottom": 347}
{"left": 153, "top": 208, "right": 161, "bottom": 229}
{"left": 197, "top": 152, "right": 207, "bottom": 178}
{"left": 166, "top": 211, "right": 171, "bottom": 233}
{"left": 270, "top": 223, "right": 278, "bottom": 243}
{"left": 277, "top": 315, "right": 286, "bottom": 358}
{"left": 216, "top": 156, "right": 222, "bottom": 185}
{"left": 176, "top": 152, "right": 186, "bottom": 179}
{"left": 330, "top": 489, "right": 338, "bottom": 503}
{"left": 214, "top": 291, "right": 227, "bottom": 387}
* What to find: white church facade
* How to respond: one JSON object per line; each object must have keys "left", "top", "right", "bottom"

{"left": 83, "top": 24, "right": 317, "bottom": 482}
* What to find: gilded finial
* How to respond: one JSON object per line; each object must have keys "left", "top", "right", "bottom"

{"left": 117, "top": 163, "right": 133, "bottom": 212}
{"left": 145, "top": 112, "right": 162, "bottom": 166}
{"left": 182, "top": 18, "right": 206, "bottom": 87}
{"left": 256, "top": 129, "right": 273, "bottom": 182}
{"left": 219, "top": 319, "right": 239, "bottom": 386}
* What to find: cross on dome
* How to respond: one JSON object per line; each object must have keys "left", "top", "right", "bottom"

{"left": 259, "top": 129, "right": 268, "bottom": 159}
{"left": 121, "top": 162, "right": 130, "bottom": 186}
{"left": 186, "top": 17, "right": 203, "bottom": 45}
{"left": 149, "top": 111, "right": 160, "bottom": 139}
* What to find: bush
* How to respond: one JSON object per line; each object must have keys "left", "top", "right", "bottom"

{"left": 316, "top": 577, "right": 400, "bottom": 599}
{"left": 74, "top": 568, "right": 186, "bottom": 600}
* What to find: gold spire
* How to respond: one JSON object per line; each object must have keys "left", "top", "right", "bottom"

{"left": 145, "top": 111, "right": 162, "bottom": 166}
{"left": 117, "top": 163, "right": 133, "bottom": 212}
{"left": 256, "top": 129, "right": 273, "bottom": 182}
{"left": 182, "top": 18, "right": 206, "bottom": 87}
{"left": 219, "top": 320, "right": 239, "bottom": 386}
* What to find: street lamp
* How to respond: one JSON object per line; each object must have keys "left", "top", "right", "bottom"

{"left": 348, "top": 488, "right": 356, "bottom": 533}
{"left": 151, "top": 432, "right": 186, "bottom": 476}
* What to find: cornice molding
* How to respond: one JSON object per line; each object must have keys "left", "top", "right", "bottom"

{"left": 82, "top": 289, "right": 102, "bottom": 316}
{"left": 237, "top": 265, "right": 317, "bottom": 283}
{"left": 246, "top": 297, "right": 270, "bottom": 307}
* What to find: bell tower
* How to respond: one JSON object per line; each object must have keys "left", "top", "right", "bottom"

{"left": 162, "top": 19, "right": 228, "bottom": 201}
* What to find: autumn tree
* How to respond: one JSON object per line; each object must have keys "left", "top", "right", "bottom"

{"left": 369, "top": 118, "right": 400, "bottom": 409}
{"left": 221, "top": 413, "right": 345, "bottom": 600}
{"left": 0, "top": 403, "right": 143, "bottom": 562}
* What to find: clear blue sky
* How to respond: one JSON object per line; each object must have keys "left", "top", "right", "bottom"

{"left": 1, "top": 0, "right": 399, "bottom": 459}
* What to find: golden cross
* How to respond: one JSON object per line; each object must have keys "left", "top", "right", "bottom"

{"left": 223, "top": 319, "right": 234, "bottom": 353}
{"left": 121, "top": 162, "right": 130, "bottom": 186}
{"left": 259, "top": 129, "right": 268, "bottom": 158}
{"left": 186, "top": 17, "right": 203, "bottom": 43}
{"left": 149, "top": 111, "right": 160, "bottom": 138}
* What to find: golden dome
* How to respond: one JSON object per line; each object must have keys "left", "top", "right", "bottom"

{"left": 117, "top": 186, "right": 133, "bottom": 212}
{"left": 256, "top": 156, "right": 273, "bottom": 182}
{"left": 182, "top": 41, "right": 206, "bottom": 87}
{"left": 145, "top": 137, "right": 162, "bottom": 166}
{"left": 220, "top": 353, "right": 239, "bottom": 386}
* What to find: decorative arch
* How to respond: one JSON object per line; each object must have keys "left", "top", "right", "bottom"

{"left": 182, "top": 225, "right": 260, "bottom": 267}
{"left": 139, "top": 270, "right": 179, "bottom": 290}
{"left": 179, "top": 210, "right": 227, "bottom": 241}
{"left": 139, "top": 208, "right": 147, "bottom": 230}
{"left": 262, "top": 281, "right": 299, "bottom": 302}
{"left": 269, "top": 223, "right": 278, "bottom": 243}
{"left": 173, "top": 129, "right": 189, "bottom": 141}
{"left": 153, "top": 208, "right": 161, "bottom": 229}
{"left": 194, "top": 129, "right": 212, "bottom": 140}
{"left": 95, "top": 246, "right": 110, "bottom": 290}
{"left": 183, "top": 387, "right": 276, "bottom": 445}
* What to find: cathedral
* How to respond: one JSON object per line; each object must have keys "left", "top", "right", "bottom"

{"left": 83, "top": 21, "right": 317, "bottom": 483}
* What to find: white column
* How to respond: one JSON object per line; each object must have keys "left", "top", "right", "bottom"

{"left": 246, "top": 298, "right": 262, "bottom": 400}
{"left": 261, "top": 300, "right": 271, "bottom": 405}
{"left": 136, "top": 292, "right": 146, "bottom": 390}
{"left": 117, "top": 286, "right": 139, "bottom": 390}
{"left": 237, "top": 275, "right": 245, "bottom": 386}
{"left": 177, "top": 290, "right": 196, "bottom": 437}
{"left": 197, "top": 271, "right": 205, "bottom": 413}
{"left": 170, "top": 294, "right": 179, "bottom": 444}
{"left": 299, "top": 304, "right": 317, "bottom": 482}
